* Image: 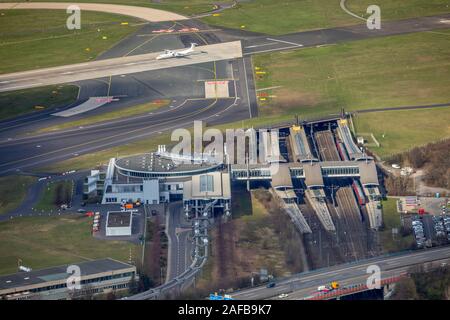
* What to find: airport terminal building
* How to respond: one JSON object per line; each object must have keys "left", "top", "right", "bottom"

{"left": 88, "top": 117, "right": 383, "bottom": 229}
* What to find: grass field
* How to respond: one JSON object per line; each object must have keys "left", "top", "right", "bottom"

{"left": 0, "top": 9, "right": 140, "bottom": 74}
{"left": 0, "top": 215, "right": 139, "bottom": 275}
{"left": 203, "top": 0, "right": 450, "bottom": 35}
{"left": 39, "top": 99, "right": 170, "bottom": 133}
{"left": 0, "top": 175, "right": 37, "bottom": 215}
{"left": 0, "top": 0, "right": 224, "bottom": 16}
{"left": 354, "top": 107, "right": 450, "bottom": 158}
{"left": 35, "top": 180, "right": 73, "bottom": 211}
{"left": 253, "top": 29, "right": 450, "bottom": 119}
{"left": 380, "top": 198, "right": 414, "bottom": 253}
{"left": 0, "top": 85, "right": 78, "bottom": 120}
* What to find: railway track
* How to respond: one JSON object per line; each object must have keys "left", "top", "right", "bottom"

{"left": 314, "top": 131, "right": 340, "bottom": 161}
{"left": 335, "top": 187, "right": 368, "bottom": 260}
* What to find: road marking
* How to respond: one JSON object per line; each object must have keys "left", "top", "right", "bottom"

{"left": 242, "top": 58, "right": 253, "bottom": 118}
{"left": 244, "top": 45, "right": 304, "bottom": 55}
{"left": 244, "top": 43, "right": 279, "bottom": 49}
{"left": 266, "top": 37, "right": 303, "bottom": 47}
{"left": 256, "top": 85, "right": 282, "bottom": 92}
{"left": 2, "top": 83, "right": 43, "bottom": 90}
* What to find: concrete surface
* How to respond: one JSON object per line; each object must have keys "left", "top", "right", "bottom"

{"left": 0, "top": 41, "right": 243, "bottom": 92}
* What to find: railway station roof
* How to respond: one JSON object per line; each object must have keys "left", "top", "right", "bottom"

{"left": 358, "top": 161, "right": 379, "bottom": 186}
{"left": 303, "top": 162, "right": 324, "bottom": 187}
{"left": 183, "top": 172, "right": 231, "bottom": 200}
{"left": 271, "top": 164, "right": 293, "bottom": 189}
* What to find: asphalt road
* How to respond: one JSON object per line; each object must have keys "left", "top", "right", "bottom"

{"left": 231, "top": 246, "right": 450, "bottom": 300}
{"left": 166, "top": 202, "right": 193, "bottom": 282}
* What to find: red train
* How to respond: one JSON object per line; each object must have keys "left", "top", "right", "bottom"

{"left": 352, "top": 180, "right": 366, "bottom": 206}
{"left": 336, "top": 141, "right": 349, "bottom": 161}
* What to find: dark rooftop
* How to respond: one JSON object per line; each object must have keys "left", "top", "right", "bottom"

{"left": 106, "top": 211, "right": 132, "bottom": 228}
{"left": 0, "top": 258, "right": 134, "bottom": 291}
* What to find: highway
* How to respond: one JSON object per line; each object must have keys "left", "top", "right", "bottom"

{"left": 231, "top": 246, "right": 450, "bottom": 300}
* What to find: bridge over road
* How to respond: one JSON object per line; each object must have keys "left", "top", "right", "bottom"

{"left": 231, "top": 246, "right": 450, "bottom": 300}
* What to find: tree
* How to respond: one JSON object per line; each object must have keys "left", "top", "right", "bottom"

{"left": 391, "top": 278, "right": 418, "bottom": 300}
{"left": 105, "top": 291, "right": 116, "bottom": 300}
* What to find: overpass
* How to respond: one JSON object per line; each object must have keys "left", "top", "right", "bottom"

{"left": 230, "top": 246, "right": 450, "bottom": 300}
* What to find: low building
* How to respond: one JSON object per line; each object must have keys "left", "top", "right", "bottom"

{"left": 0, "top": 258, "right": 136, "bottom": 300}
{"left": 106, "top": 211, "right": 133, "bottom": 236}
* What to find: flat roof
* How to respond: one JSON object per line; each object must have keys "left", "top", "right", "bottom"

{"left": 358, "top": 161, "right": 379, "bottom": 186}
{"left": 303, "top": 162, "right": 324, "bottom": 187}
{"left": 184, "top": 172, "right": 231, "bottom": 200}
{"left": 107, "top": 211, "right": 132, "bottom": 228}
{"left": 271, "top": 164, "right": 293, "bottom": 189}
{"left": 0, "top": 258, "right": 134, "bottom": 291}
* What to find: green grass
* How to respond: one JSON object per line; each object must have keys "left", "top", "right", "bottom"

{"left": 39, "top": 99, "right": 170, "bottom": 133}
{"left": 253, "top": 29, "right": 450, "bottom": 119}
{"left": 380, "top": 198, "right": 414, "bottom": 253}
{"left": 0, "top": 9, "right": 140, "bottom": 74}
{"left": 0, "top": 215, "right": 139, "bottom": 275}
{"left": 0, "top": 85, "right": 78, "bottom": 120}
{"left": 0, "top": 175, "right": 37, "bottom": 215}
{"left": 202, "top": 0, "right": 450, "bottom": 35}
{"left": 1, "top": 0, "right": 224, "bottom": 16}
{"left": 35, "top": 180, "right": 73, "bottom": 211}
{"left": 354, "top": 107, "right": 450, "bottom": 158}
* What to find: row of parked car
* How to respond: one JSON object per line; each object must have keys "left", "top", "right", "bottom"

{"left": 433, "top": 215, "right": 448, "bottom": 239}
{"left": 443, "top": 216, "right": 450, "bottom": 241}
{"left": 92, "top": 212, "right": 101, "bottom": 233}
{"left": 412, "top": 218, "right": 426, "bottom": 248}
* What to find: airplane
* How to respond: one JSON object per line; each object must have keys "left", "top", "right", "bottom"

{"left": 156, "top": 43, "right": 198, "bottom": 60}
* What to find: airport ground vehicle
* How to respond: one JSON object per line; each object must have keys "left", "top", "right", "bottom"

{"left": 317, "top": 281, "right": 339, "bottom": 292}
